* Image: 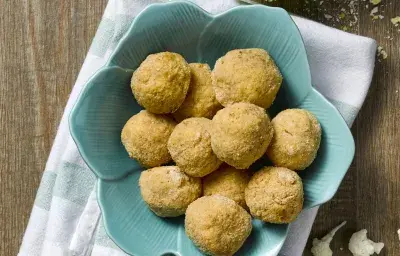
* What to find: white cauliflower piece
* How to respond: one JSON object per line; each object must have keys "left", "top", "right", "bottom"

{"left": 311, "top": 221, "right": 347, "bottom": 256}
{"left": 349, "top": 229, "right": 384, "bottom": 256}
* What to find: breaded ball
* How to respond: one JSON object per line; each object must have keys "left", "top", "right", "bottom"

{"left": 245, "top": 167, "right": 303, "bottom": 224}
{"left": 185, "top": 195, "right": 252, "bottom": 256}
{"left": 131, "top": 52, "right": 191, "bottom": 114}
{"left": 168, "top": 118, "right": 222, "bottom": 177}
{"left": 139, "top": 166, "right": 201, "bottom": 217}
{"left": 121, "top": 110, "right": 176, "bottom": 167}
{"left": 173, "top": 63, "right": 222, "bottom": 122}
{"left": 203, "top": 165, "right": 250, "bottom": 209}
{"left": 266, "top": 109, "right": 321, "bottom": 170}
{"left": 211, "top": 103, "right": 274, "bottom": 169}
{"left": 212, "top": 48, "right": 282, "bottom": 108}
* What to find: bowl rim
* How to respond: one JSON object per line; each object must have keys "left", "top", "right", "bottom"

{"left": 305, "top": 88, "right": 355, "bottom": 205}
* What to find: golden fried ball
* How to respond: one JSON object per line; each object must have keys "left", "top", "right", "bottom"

{"left": 139, "top": 166, "right": 202, "bottom": 217}
{"left": 131, "top": 52, "right": 191, "bottom": 114}
{"left": 266, "top": 109, "right": 321, "bottom": 170}
{"left": 121, "top": 110, "right": 176, "bottom": 167}
{"left": 211, "top": 103, "right": 274, "bottom": 169}
{"left": 168, "top": 118, "right": 222, "bottom": 177}
{"left": 245, "top": 167, "right": 303, "bottom": 224}
{"left": 212, "top": 48, "right": 282, "bottom": 108}
{"left": 185, "top": 195, "right": 252, "bottom": 256}
{"left": 173, "top": 63, "right": 222, "bottom": 122}
{"left": 203, "top": 165, "right": 250, "bottom": 209}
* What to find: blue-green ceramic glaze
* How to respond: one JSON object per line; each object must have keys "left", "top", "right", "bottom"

{"left": 69, "top": 1, "right": 355, "bottom": 255}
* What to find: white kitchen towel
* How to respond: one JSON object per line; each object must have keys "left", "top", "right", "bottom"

{"left": 18, "top": 0, "right": 377, "bottom": 256}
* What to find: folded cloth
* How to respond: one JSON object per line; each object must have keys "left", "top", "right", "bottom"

{"left": 18, "top": 0, "right": 377, "bottom": 255}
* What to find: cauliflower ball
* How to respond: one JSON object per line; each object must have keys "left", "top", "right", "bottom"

{"left": 266, "top": 109, "right": 321, "bottom": 171}
{"left": 211, "top": 102, "right": 274, "bottom": 169}
{"left": 121, "top": 110, "right": 176, "bottom": 167}
{"left": 173, "top": 63, "right": 222, "bottom": 122}
{"left": 245, "top": 167, "right": 303, "bottom": 223}
{"left": 168, "top": 118, "right": 222, "bottom": 177}
{"left": 203, "top": 165, "right": 250, "bottom": 209}
{"left": 139, "top": 166, "right": 201, "bottom": 217}
{"left": 212, "top": 48, "right": 282, "bottom": 108}
{"left": 131, "top": 52, "right": 191, "bottom": 114}
{"left": 185, "top": 195, "right": 252, "bottom": 256}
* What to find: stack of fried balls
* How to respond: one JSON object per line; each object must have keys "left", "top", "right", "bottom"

{"left": 121, "top": 49, "right": 322, "bottom": 256}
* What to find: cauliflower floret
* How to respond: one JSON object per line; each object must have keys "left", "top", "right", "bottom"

{"left": 348, "top": 229, "right": 384, "bottom": 256}
{"left": 311, "top": 221, "right": 347, "bottom": 256}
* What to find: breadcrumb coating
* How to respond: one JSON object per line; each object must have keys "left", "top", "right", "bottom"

{"left": 131, "top": 52, "right": 190, "bottom": 114}
{"left": 168, "top": 117, "right": 222, "bottom": 177}
{"left": 121, "top": 110, "right": 176, "bottom": 167}
{"left": 185, "top": 195, "right": 252, "bottom": 256}
{"left": 212, "top": 48, "right": 282, "bottom": 108}
{"left": 203, "top": 165, "right": 250, "bottom": 209}
{"left": 211, "top": 103, "right": 273, "bottom": 169}
{"left": 139, "top": 166, "right": 201, "bottom": 217}
{"left": 173, "top": 63, "right": 222, "bottom": 122}
{"left": 266, "top": 109, "right": 321, "bottom": 171}
{"left": 245, "top": 167, "right": 303, "bottom": 223}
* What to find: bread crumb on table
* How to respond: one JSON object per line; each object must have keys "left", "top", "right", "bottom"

{"left": 370, "top": 0, "right": 381, "bottom": 5}
{"left": 370, "top": 6, "right": 379, "bottom": 16}
{"left": 377, "top": 46, "right": 388, "bottom": 59}
{"left": 311, "top": 221, "right": 347, "bottom": 256}
{"left": 391, "top": 16, "right": 400, "bottom": 26}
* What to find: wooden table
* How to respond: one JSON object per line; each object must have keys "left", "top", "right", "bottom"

{"left": 1, "top": 1, "right": 398, "bottom": 255}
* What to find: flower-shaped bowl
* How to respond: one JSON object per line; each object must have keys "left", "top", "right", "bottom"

{"left": 69, "top": 1, "right": 355, "bottom": 255}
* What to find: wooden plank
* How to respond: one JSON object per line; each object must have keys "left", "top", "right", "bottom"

{"left": 0, "top": 1, "right": 107, "bottom": 255}
{"left": 1, "top": 0, "right": 399, "bottom": 255}
{"left": 351, "top": 0, "right": 400, "bottom": 255}
{"left": 301, "top": 1, "right": 400, "bottom": 255}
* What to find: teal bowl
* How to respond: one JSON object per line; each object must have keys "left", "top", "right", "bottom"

{"left": 69, "top": 1, "right": 355, "bottom": 255}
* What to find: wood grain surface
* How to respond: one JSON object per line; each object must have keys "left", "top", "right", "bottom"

{"left": 0, "top": 1, "right": 107, "bottom": 255}
{"left": 0, "top": 0, "right": 399, "bottom": 256}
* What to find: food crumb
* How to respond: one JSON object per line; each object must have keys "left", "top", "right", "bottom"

{"left": 370, "top": 0, "right": 381, "bottom": 5}
{"left": 397, "top": 229, "right": 400, "bottom": 241}
{"left": 377, "top": 46, "right": 388, "bottom": 59}
{"left": 311, "top": 221, "right": 347, "bottom": 256}
{"left": 391, "top": 17, "right": 400, "bottom": 26}
{"left": 324, "top": 14, "right": 333, "bottom": 20}
{"left": 370, "top": 7, "right": 379, "bottom": 16}
{"left": 348, "top": 229, "right": 384, "bottom": 256}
